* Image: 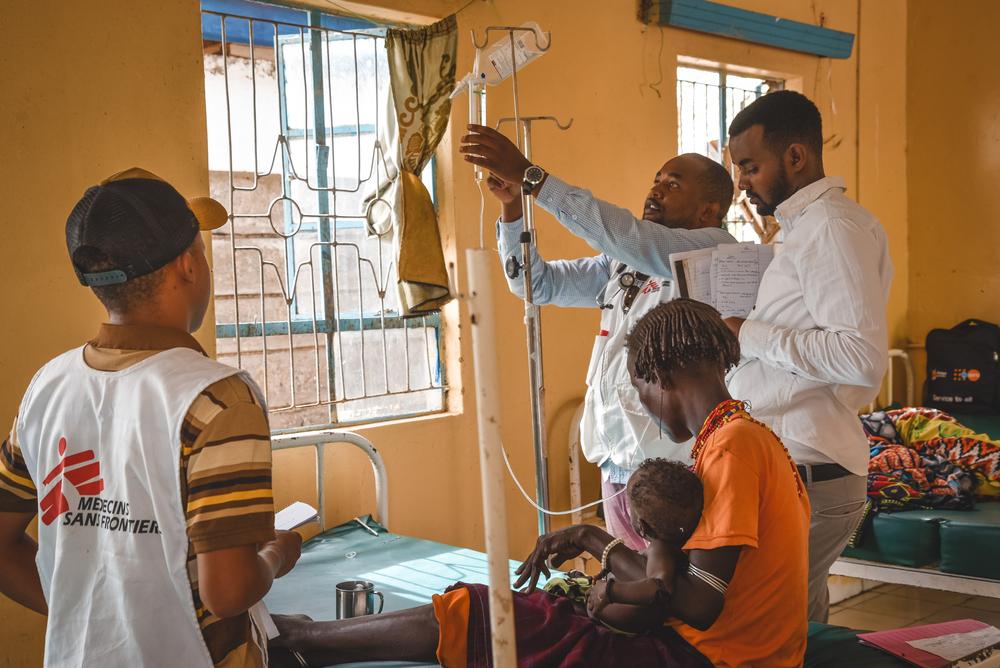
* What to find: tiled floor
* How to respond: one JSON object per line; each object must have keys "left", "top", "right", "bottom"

{"left": 829, "top": 584, "right": 1000, "bottom": 631}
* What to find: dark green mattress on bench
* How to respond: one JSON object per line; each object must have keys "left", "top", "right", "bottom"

{"left": 842, "top": 502, "right": 1000, "bottom": 578}
{"left": 843, "top": 412, "right": 1000, "bottom": 579}
{"left": 267, "top": 519, "right": 909, "bottom": 666}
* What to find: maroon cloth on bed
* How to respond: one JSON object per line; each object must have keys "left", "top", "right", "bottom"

{"left": 451, "top": 582, "right": 712, "bottom": 668}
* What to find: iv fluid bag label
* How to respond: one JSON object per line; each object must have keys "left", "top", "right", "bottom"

{"left": 484, "top": 34, "right": 539, "bottom": 85}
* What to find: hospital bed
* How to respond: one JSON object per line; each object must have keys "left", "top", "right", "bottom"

{"left": 264, "top": 429, "right": 910, "bottom": 667}
{"left": 833, "top": 350, "right": 1000, "bottom": 599}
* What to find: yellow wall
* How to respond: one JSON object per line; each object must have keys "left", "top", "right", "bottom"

{"left": 0, "top": 0, "right": 916, "bottom": 664}
{"left": 906, "top": 0, "right": 1000, "bottom": 388}
{"left": 0, "top": 2, "right": 215, "bottom": 664}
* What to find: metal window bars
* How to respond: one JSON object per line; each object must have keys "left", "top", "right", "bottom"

{"left": 202, "top": 9, "right": 444, "bottom": 430}
{"left": 676, "top": 66, "right": 782, "bottom": 242}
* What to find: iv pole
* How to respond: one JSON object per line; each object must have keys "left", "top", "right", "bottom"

{"left": 471, "top": 26, "right": 566, "bottom": 537}
{"left": 460, "top": 25, "right": 555, "bottom": 668}
{"left": 495, "top": 115, "right": 572, "bottom": 537}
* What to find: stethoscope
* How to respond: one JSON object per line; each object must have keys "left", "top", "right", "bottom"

{"left": 596, "top": 264, "right": 650, "bottom": 313}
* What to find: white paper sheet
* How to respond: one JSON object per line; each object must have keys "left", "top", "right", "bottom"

{"left": 710, "top": 243, "right": 775, "bottom": 318}
{"left": 275, "top": 501, "right": 319, "bottom": 531}
{"left": 670, "top": 248, "right": 715, "bottom": 305}
{"left": 251, "top": 502, "right": 319, "bottom": 640}
{"left": 907, "top": 625, "right": 1000, "bottom": 661}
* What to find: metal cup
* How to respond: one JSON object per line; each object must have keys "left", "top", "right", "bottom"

{"left": 335, "top": 580, "right": 384, "bottom": 619}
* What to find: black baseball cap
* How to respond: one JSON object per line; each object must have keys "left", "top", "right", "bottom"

{"left": 66, "top": 167, "right": 228, "bottom": 287}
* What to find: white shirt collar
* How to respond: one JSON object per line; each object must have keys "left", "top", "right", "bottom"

{"left": 774, "top": 176, "right": 847, "bottom": 231}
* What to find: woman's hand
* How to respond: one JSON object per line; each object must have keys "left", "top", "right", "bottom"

{"left": 514, "top": 525, "right": 591, "bottom": 593}
{"left": 586, "top": 578, "right": 611, "bottom": 619}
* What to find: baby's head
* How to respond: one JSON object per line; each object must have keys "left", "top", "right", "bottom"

{"left": 627, "top": 458, "right": 703, "bottom": 546}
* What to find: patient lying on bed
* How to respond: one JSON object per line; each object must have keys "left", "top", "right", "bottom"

{"left": 269, "top": 459, "right": 710, "bottom": 668}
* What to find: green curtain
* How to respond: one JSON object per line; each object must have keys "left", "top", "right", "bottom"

{"left": 371, "top": 15, "right": 457, "bottom": 316}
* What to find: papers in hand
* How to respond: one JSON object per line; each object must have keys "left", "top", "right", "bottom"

{"left": 669, "top": 242, "right": 775, "bottom": 318}
{"left": 275, "top": 501, "right": 319, "bottom": 532}
{"left": 250, "top": 502, "right": 319, "bottom": 640}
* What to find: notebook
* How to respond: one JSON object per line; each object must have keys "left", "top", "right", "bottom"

{"left": 858, "top": 619, "right": 1000, "bottom": 667}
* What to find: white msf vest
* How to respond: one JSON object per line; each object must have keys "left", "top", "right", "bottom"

{"left": 580, "top": 266, "right": 694, "bottom": 471}
{"left": 17, "top": 346, "right": 257, "bottom": 668}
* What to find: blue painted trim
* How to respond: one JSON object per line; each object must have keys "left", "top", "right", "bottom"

{"left": 653, "top": 0, "right": 854, "bottom": 59}
{"left": 201, "top": 0, "right": 378, "bottom": 46}
{"left": 216, "top": 312, "right": 441, "bottom": 338}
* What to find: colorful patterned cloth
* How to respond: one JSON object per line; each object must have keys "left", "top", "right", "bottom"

{"left": 858, "top": 408, "right": 1000, "bottom": 514}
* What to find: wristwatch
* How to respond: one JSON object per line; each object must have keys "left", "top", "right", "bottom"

{"left": 523, "top": 164, "right": 546, "bottom": 195}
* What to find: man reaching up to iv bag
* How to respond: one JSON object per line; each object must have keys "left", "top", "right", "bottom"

{"left": 0, "top": 169, "right": 301, "bottom": 667}
{"left": 460, "top": 125, "right": 736, "bottom": 549}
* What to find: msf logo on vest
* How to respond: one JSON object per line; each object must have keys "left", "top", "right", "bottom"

{"left": 39, "top": 437, "right": 104, "bottom": 525}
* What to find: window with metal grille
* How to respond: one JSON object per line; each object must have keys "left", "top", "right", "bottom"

{"left": 202, "top": 1, "right": 445, "bottom": 430}
{"left": 676, "top": 65, "right": 783, "bottom": 242}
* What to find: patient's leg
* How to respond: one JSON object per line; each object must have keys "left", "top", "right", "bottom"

{"left": 271, "top": 607, "right": 439, "bottom": 666}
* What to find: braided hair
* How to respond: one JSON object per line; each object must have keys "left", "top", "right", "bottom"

{"left": 626, "top": 299, "right": 740, "bottom": 385}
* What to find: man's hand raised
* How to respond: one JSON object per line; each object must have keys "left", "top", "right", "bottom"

{"left": 460, "top": 124, "right": 532, "bottom": 185}
{"left": 487, "top": 174, "right": 524, "bottom": 222}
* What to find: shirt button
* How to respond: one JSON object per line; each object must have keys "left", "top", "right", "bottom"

{"left": 572, "top": 215, "right": 578, "bottom": 221}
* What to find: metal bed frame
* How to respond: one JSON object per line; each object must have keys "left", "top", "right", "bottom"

{"left": 271, "top": 428, "right": 389, "bottom": 531}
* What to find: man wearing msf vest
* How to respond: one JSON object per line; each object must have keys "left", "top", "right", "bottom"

{"left": 461, "top": 125, "right": 736, "bottom": 549}
{"left": 0, "top": 169, "right": 302, "bottom": 667}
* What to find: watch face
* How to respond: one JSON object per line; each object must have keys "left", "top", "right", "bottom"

{"left": 525, "top": 166, "right": 544, "bottom": 184}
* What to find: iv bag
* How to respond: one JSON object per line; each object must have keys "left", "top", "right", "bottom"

{"left": 476, "top": 21, "right": 546, "bottom": 86}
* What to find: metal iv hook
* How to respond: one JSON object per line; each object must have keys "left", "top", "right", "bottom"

{"left": 471, "top": 26, "right": 552, "bottom": 51}
{"left": 495, "top": 116, "right": 574, "bottom": 132}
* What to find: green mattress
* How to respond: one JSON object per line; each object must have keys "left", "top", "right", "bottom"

{"left": 843, "top": 501, "right": 1000, "bottom": 578}
{"left": 843, "top": 412, "right": 1000, "bottom": 579}
{"left": 267, "top": 519, "right": 906, "bottom": 667}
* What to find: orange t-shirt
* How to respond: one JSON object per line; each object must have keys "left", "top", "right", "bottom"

{"left": 673, "top": 417, "right": 811, "bottom": 668}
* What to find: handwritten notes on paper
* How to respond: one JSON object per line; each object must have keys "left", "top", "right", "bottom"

{"left": 670, "top": 243, "right": 775, "bottom": 318}
{"left": 908, "top": 625, "right": 1000, "bottom": 662}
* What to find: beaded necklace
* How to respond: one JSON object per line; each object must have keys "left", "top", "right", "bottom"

{"left": 690, "top": 398, "right": 803, "bottom": 496}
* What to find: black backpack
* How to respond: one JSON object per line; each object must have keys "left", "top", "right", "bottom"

{"left": 924, "top": 319, "right": 1000, "bottom": 414}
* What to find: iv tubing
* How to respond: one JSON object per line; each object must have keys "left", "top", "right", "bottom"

{"left": 501, "top": 440, "right": 626, "bottom": 516}
{"left": 476, "top": 178, "right": 486, "bottom": 249}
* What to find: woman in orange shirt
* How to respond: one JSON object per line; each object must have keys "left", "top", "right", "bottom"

{"left": 271, "top": 300, "right": 810, "bottom": 668}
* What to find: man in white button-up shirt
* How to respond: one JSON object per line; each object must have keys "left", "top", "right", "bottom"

{"left": 725, "top": 91, "right": 893, "bottom": 622}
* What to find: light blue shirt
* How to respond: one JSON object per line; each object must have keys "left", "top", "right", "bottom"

{"left": 495, "top": 174, "right": 737, "bottom": 478}
{"left": 497, "top": 175, "right": 735, "bottom": 304}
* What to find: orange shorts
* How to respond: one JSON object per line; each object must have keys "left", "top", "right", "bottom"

{"left": 431, "top": 587, "right": 471, "bottom": 667}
